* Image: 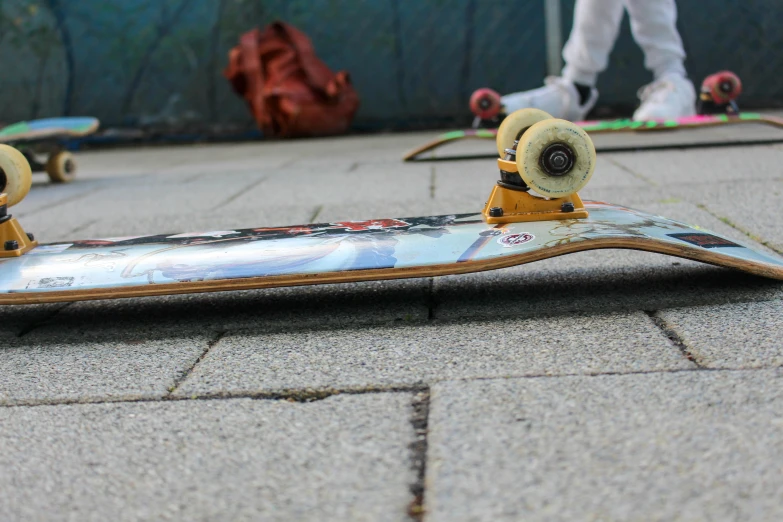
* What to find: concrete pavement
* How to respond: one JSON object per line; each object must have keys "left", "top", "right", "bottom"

{"left": 1, "top": 121, "right": 783, "bottom": 521}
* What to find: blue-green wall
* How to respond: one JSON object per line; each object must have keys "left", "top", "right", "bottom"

{"left": 0, "top": 0, "right": 780, "bottom": 133}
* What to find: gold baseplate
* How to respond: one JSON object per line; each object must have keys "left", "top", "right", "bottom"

{"left": 0, "top": 193, "right": 38, "bottom": 257}
{"left": 482, "top": 157, "right": 588, "bottom": 224}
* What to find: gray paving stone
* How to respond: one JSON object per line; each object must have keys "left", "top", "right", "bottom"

{"left": 0, "top": 303, "right": 64, "bottom": 340}
{"left": 77, "top": 142, "right": 294, "bottom": 177}
{"left": 0, "top": 394, "right": 414, "bottom": 522}
{"left": 659, "top": 299, "right": 783, "bottom": 369}
{"left": 427, "top": 369, "right": 783, "bottom": 522}
{"left": 174, "top": 311, "right": 691, "bottom": 396}
{"left": 605, "top": 143, "right": 783, "bottom": 184}
{"left": 677, "top": 179, "right": 783, "bottom": 254}
{"left": 266, "top": 162, "right": 432, "bottom": 206}
{"left": 0, "top": 326, "right": 209, "bottom": 405}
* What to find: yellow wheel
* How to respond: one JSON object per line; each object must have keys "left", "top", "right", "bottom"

{"left": 46, "top": 151, "right": 76, "bottom": 183}
{"left": 516, "top": 118, "right": 596, "bottom": 197}
{"left": 495, "top": 108, "right": 553, "bottom": 157}
{"left": 0, "top": 144, "right": 32, "bottom": 207}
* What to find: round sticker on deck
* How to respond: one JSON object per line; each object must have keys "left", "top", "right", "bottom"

{"left": 497, "top": 232, "right": 535, "bottom": 247}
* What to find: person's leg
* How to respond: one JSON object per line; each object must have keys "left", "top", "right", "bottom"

{"left": 561, "top": 0, "right": 626, "bottom": 86}
{"left": 500, "top": 0, "right": 624, "bottom": 121}
{"left": 625, "top": 0, "right": 686, "bottom": 80}
{"left": 625, "top": 0, "right": 695, "bottom": 120}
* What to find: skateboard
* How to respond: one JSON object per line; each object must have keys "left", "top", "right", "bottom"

{"left": 0, "top": 110, "right": 781, "bottom": 305}
{"left": 0, "top": 117, "right": 100, "bottom": 183}
{"left": 404, "top": 71, "right": 783, "bottom": 161}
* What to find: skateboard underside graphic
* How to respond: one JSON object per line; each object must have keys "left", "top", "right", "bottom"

{"left": 0, "top": 117, "right": 100, "bottom": 144}
{"left": 1, "top": 202, "right": 782, "bottom": 305}
{"left": 0, "top": 117, "right": 100, "bottom": 183}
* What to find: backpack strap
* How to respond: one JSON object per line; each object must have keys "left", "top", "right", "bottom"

{"left": 270, "top": 21, "right": 345, "bottom": 99}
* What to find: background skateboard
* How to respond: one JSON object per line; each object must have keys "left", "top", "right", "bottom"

{"left": 405, "top": 71, "right": 781, "bottom": 161}
{"left": 0, "top": 117, "right": 99, "bottom": 183}
{"left": 403, "top": 113, "right": 783, "bottom": 162}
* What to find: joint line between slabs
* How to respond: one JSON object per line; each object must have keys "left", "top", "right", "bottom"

{"left": 645, "top": 310, "right": 703, "bottom": 368}
{"left": 16, "top": 302, "right": 72, "bottom": 338}
{"left": 407, "top": 389, "right": 430, "bottom": 522}
{"left": 168, "top": 330, "right": 227, "bottom": 395}
{"left": 1, "top": 385, "right": 427, "bottom": 409}
{"left": 212, "top": 176, "right": 268, "bottom": 210}
{"left": 309, "top": 204, "right": 323, "bottom": 222}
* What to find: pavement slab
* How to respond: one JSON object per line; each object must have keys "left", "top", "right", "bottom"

{"left": 659, "top": 299, "right": 783, "bottom": 369}
{"left": 677, "top": 179, "right": 783, "bottom": 254}
{"left": 426, "top": 369, "right": 783, "bottom": 522}
{"left": 0, "top": 325, "right": 210, "bottom": 406}
{"left": 0, "top": 394, "right": 414, "bottom": 522}
{"left": 174, "top": 311, "right": 692, "bottom": 397}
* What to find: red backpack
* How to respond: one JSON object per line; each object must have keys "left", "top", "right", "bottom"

{"left": 225, "top": 22, "right": 360, "bottom": 138}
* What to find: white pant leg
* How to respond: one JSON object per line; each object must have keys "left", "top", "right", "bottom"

{"left": 624, "top": 0, "right": 687, "bottom": 80}
{"left": 561, "top": 0, "right": 626, "bottom": 86}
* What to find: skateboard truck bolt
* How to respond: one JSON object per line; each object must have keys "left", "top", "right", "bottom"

{"left": 4, "top": 240, "right": 19, "bottom": 251}
{"left": 561, "top": 202, "right": 575, "bottom": 213}
{"left": 26, "top": 232, "right": 34, "bottom": 241}
{"left": 489, "top": 207, "right": 504, "bottom": 217}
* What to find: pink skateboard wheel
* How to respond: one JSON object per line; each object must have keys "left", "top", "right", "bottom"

{"left": 701, "top": 71, "right": 742, "bottom": 103}
{"left": 470, "top": 88, "right": 502, "bottom": 120}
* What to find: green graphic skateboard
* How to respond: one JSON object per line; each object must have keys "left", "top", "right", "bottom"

{"left": 403, "top": 113, "right": 783, "bottom": 162}
{"left": 405, "top": 71, "right": 783, "bottom": 161}
{"left": 0, "top": 117, "right": 99, "bottom": 183}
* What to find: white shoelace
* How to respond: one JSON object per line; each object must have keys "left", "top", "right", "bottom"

{"left": 637, "top": 79, "right": 675, "bottom": 103}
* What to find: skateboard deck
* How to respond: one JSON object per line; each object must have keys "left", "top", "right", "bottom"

{"left": 403, "top": 113, "right": 783, "bottom": 162}
{"left": 1, "top": 201, "right": 782, "bottom": 305}
{"left": 0, "top": 117, "right": 99, "bottom": 144}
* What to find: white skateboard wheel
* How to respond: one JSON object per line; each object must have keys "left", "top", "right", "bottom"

{"left": 516, "top": 118, "right": 596, "bottom": 197}
{"left": 495, "top": 108, "right": 553, "bottom": 158}
{"left": 0, "top": 144, "right": 32, "bottom": 207}
{"left": 46, "top": 150, "right": 76, "bottom": 183}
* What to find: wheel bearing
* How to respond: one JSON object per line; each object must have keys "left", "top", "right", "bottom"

{"left": 539, "top": 143, "right": 575, "bottom": 176}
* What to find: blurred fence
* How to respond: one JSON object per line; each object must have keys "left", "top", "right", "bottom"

{"left": 0, "top": 0, "right": 782, "bottom": 135}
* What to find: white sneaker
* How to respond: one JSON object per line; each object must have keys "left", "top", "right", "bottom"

{"left": 632, "top": 73, "right": 696, "bottom": 121}
{"left": 500, "top": 76, "right": 598, "bottom": 122}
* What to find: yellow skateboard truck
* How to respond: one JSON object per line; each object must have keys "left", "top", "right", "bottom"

{"left": 0, "top": 144, "right": 37, "bottom": 257}
{"left": 0, "top": 193, "right": 37, "bottom": 257}
{"left": 481, "top": 108, "right": 596, "bottom": 225}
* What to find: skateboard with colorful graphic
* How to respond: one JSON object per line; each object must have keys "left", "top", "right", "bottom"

{"left": 1, "top": 110, "right": 782, "bottom": 305}
{"left": 404, "top": 71, "right": 783, "bottom": 161}
{"left": 0, "top": 117, "right": 99, "bottom": 182}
